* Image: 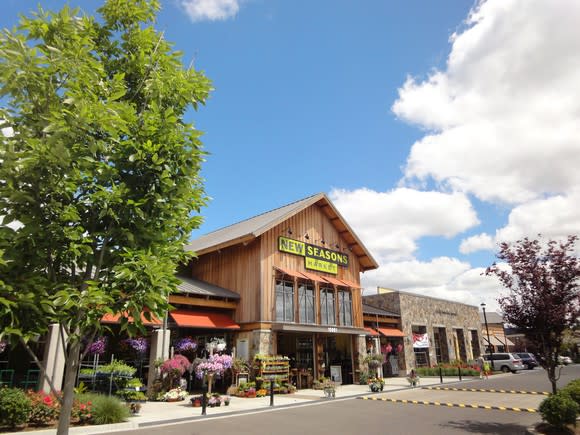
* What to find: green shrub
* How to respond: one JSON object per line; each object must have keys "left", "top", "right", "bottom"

{"left": 0, "top": 387, "right": 32, "bottom": 428}
{"left": 561, "top": 379, "right": 580, "bottom": 406}
{"left": 539, "top": 392, "right": 579, "bottom": 428}
{"left": 90, "top": 394, "right": 130, "bottom": 425}
{"left": 359, "top": 371, "right": 369, "bottom": 385}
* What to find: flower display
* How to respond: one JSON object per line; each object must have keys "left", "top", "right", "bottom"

{"left": 174, "top": 337, "right": 197, "bottom": 354}
{"left": 195, "top": 354, "right": 233, "bottom": 379}
{"left": 160, "top": 354, "right": 191, "bottom": 377}
{"left": 163, "top": 387, "right": 188, "bottom": 401}
{"left": 123, "top": 337, "right": 149, "bottom": 355}
{"left": 87, "top": 337, "right": 107, "bottom": 355}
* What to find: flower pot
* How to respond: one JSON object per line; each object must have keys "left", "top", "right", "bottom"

{"left": 192, "top": 400, "right": 201, "bottom": 407}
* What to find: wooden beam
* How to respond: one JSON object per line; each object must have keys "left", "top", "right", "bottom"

{"left": 168, "top": 295, "right": 238, "bottom": 309}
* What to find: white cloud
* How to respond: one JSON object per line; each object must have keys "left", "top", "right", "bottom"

{"left": 459, "top": 233, "right": 494, "bottom": 254}
{"left": 330, "top": 187, "right": 479, "bottom": 262}
{"left": 361, "top": 263, "right": 504, "bottom": 312}
{"left": 180, "top": 0, "right": 240, "bottom": 22}
{"left": 393, "top": 0, "right": 580, "bottom": 205}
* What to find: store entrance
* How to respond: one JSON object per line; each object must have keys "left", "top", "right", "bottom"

{"left": 276, "top": 333, "right": 315, "bottom": 389}
{"left": 320, "top": 335, "right": 353, "bottom": 384}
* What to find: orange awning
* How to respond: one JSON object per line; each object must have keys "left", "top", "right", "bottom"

{"left": 340, "top": 279, "right": 362, "bottom": 288}
{"left": 301, "top": 271, "right": 328, "bottom": 282}
{"left": 170, "top": 310, "right": 240, "bottom": 329}
{"left": 364, "top": 327, "right": 380, "bottom": 336}
{"left": 377, "top": 327, "right": 405, "bottom": 337}
{"left": 324, "top": 276, "right": 347, "bottom": 287}
{"left": 275, "top": 266, "right": 308, "bottom": 280}
{"left": 101, "top": 311, "right": 162, "bottom": 326}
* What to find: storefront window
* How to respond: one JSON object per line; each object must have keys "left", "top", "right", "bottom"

{"left": 298, "top": 282, "right": 315, "bottom": 324}
{"left": 338, "top": 290, "right": 352, "bottom": 326}
{"left": 320, "top": 287, "right": 335, "bottom": 325}
{"left": 276, "top": 279, "right": 294, "bottom": 322}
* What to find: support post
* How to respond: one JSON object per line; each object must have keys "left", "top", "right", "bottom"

{"left": 270, "top": 379, "right": 275, "bottom": 407}
{"left": 439, "top": 366, "right": 443, "bottom": 383}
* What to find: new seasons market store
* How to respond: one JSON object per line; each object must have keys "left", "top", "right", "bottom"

{"left": 185, "top": 193, "right": 379, "bottom": 386}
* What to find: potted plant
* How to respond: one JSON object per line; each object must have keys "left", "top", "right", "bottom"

{"left": 190, "top": 395, "right": 203, "bottom": 407}
{"left": 163, "top": 387, "right": 187, "bottom": 402}
{"left": 223, "top": 396, "right": 231, "bottom": 406}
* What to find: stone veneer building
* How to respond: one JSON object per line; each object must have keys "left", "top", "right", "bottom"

{"left": 364, "top": 287, "right": 484, "bottom": 370}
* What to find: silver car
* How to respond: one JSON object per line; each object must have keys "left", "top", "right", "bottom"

{"left": 482, "top": 353, "right": 525, "bottom": 373}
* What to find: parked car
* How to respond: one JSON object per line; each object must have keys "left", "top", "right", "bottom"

{"left": 558, "top": 355, "right": 573, "bottom": 365}
{"left": 482, "top": 353, "right": 525, "bottom": 373}
{"left": 516, "top": 352, "right": 539, "bottom": 370}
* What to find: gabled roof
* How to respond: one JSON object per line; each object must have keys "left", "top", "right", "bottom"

{"left": 186, "top": 193, "right": 378, "bottom": 271}
{"left": 177, "top": 275, "right": 240, "bottom": 300}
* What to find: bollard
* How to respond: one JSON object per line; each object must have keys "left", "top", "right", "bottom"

{"left": 458, "top": 366, "right": 462, "bottom": 381}
{"left": 439, "top": 366, "right": 443, "bottom": 383}
{"left": 201, "top": 382, "right": 207, "bottom": 416}
{"left": 270, "top": 379, "right": 275, "bottom": 407}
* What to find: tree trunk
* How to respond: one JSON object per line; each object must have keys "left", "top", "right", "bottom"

{"left": 57, "top": 335, "right": 81, "bottom": 435}
{"left": 547, "top": 363, "right": 558, "bottom": 395}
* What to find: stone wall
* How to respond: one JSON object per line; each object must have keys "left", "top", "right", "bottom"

{"left": 364, "top": 291, "right": 483, "bottom": 371}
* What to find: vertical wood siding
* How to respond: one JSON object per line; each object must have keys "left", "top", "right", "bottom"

{"left": 190, "top": 202, "right": 365, "bottom": 327}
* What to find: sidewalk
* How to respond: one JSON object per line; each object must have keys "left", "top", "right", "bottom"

{"left": 4, "top": 376, "right": 476, "bottom": 435}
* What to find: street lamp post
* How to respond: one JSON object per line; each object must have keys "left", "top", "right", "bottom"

{"left": 481, "top": 303, "right": 494, "bottom": 372}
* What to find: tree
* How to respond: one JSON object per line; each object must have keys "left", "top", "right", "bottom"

{"left": 0, "top": 1, "right": 211, "bottom": 433}
{"left": 486, "top": 235, "right": 579, "bottom": 394}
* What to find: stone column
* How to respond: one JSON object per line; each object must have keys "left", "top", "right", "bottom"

{"left": 147, "top": 328, "right": 170, "bottom": 391}
{"left": 41, "top": 324, "right": 67, "bottom": 393}
{"left": 251, "top": 329, "right": 273, "bottom": 358}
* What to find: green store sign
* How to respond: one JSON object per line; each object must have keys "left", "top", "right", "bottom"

{"left": 278, "top": 236, "right": 349, "bottom": 275}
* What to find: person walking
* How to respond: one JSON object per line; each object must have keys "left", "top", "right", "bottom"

{"left": 477, "top": 356, "right": 487, "bottom": 379}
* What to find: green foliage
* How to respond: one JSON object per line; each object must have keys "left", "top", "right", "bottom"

{"left": 416, "top": 366, "right": 480, "bottom": 377}
{"left": 539, "top": 392, "right": 579, "bottom": 428}
{"left": 97, "top": 360, "right": 137, "bottom": 377}
{"left": 74, "top": 381, "right": 89, "bottom": 395}
{"left": 0, "top": 387, "right": 32, "bottom": 428}
{"left": 75, "top": 393, "right": 129, "bottom": 425}
{"left": 0, "top": 0, "right": 211, "bottom": 428}
{"left": 359, "top": 371, "right": 369, "bottom": 385}
{"left": 90, "top": 394, "right": 130, "bottom": 425}
{"left": 561, "top": 379, "right": 580, "bottom": 406}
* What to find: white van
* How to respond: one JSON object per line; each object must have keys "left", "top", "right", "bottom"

{"left": 482, "top": 353, "right": 524, "bottom": 373}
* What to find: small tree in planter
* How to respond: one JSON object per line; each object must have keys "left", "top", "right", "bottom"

{"left": 160, "top": 355, "right": 191, "bottom": 391}
{"left": 195, "top": 354, "right": 233, "bottom": 394}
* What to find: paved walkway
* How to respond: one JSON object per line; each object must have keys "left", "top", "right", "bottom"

{"left": 5, "top": 375, "right": 543, "bottom": 435}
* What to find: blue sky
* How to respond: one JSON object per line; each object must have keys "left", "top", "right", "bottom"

{"left": 2, "top": 0, "right": 579, "bottom": 311}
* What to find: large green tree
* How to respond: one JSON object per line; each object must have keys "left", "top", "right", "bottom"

{"left": 0, "top": 1, "right": 211, "bottom": 432}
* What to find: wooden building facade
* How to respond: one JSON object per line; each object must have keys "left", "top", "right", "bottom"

{"left": 185, "top": 193, "right": 379, "bottom": 385}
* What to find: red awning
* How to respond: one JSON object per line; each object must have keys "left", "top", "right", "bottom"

{"left": 101, "top": 311, "right": 162, "bottom": 326}
{"left": 324, "top": 276, "right": 347, "bottom": 287}
{"left": 170, "top": 310, "right": 240, "bottom": 329}
{"left": 364, "top": 327, "right": 380, "bottom": 336}
{"left": 340, "top": 279, "right": 362, "bottom": 288}
{"left": 275, "top": 266, "right": 308, "bottom": 280}
{"left": 377, "top": 327, "right": 405, "bottom": 337}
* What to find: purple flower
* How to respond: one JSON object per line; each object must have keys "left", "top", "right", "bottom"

{"left": 0, "top": 341, "right": 6, "bottom": 354}
{"left": 124, "top": 337, "right": 149, "bottom": 355}
{"left": 195, "top": 354, "right": 233, "bottom": 379}
{"left": 87, "top": 337, "right": 107, "bottom": 355}
{"left": 174, "top": 337, "right": 197, "bottom": 353}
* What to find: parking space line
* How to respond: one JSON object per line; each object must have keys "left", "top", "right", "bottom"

{"left": 422, "top": 386, "right": 549, "bottom": 395}
{"left": 359, "top": 396, "right": 538, "bottom": 413}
